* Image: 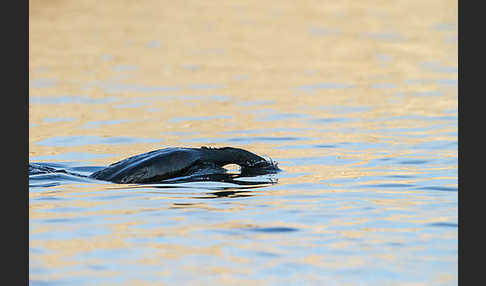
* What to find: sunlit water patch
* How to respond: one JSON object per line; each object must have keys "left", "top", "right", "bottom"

{"left": 81, "top": 120, "right": 131, "bottom": 129}
{"left": 30, "top": 152, "right": 115, "bottom": 162}
{"left": 29, "top": 95, "right": 119, "bottom": 105}
{"left": 30, "top": 78, "right": 57, "bottom": 88}
{"left": 97, "top": 81, "right": 181, "bottom": 94}
{"left": 296, "top": 82, "right": 356, "bottom": 93}
{"left": 360, "top": 31, "right": 405, "bottom": 41}
{"left": 35, "top": 135, "right": 160, "bottom": 147}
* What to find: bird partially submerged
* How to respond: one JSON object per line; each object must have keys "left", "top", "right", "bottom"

{"left": 87, "top": 146, "right": 280, "bottom": 184}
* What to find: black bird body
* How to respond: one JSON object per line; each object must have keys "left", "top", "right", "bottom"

{"left": 87, "top": 146, "right": 279, "bottom": 184}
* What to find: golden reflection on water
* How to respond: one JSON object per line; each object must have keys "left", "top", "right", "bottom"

{"left": 30, "top": 0, "right": 457, "bottom": 285}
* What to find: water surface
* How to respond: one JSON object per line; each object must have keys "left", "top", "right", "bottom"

{"left": 30, "top": 0, "right": 457, "bottom": 285}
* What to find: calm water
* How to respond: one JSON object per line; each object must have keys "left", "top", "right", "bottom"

{"left": 29, "top": 0, "right": 457, "bottom": 285}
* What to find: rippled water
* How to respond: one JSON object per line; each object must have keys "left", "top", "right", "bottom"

{"left": 30, "top": 0, "right": 457, "bottom": 285}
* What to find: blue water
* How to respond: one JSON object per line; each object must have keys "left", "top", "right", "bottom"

{"left": 29, "top": 109, "right": 458, "bottom": 285}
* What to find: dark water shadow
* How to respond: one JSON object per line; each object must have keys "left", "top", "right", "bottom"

{"left": 198, "top": 190, "right": 254, "bottom": 199}
{"left": 427, "top": 222, "right": 458, "bottom": 228}
{"left": 419, "top": 186, "right": 457, "bottom": 192}
{"left": 247, "top": 227, "right": 299, "bottom": 233}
